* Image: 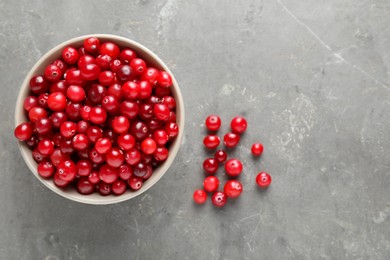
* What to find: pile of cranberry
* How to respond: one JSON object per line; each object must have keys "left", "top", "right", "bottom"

{"left": 193, "top": 115, "right": 272, "bottom": 207}
{"left": 14, "top": 37, "right": 179, "bottom": 196}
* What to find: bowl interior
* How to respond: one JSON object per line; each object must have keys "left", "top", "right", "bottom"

{"left": 15, "top": 34, "right": 184, "bottom": 205}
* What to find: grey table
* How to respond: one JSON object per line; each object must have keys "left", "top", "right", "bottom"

{"left": 1, "top": 0, "right": 389, "bottom": 259}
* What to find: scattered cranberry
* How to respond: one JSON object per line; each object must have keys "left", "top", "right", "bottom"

{"left": 223, "top": 132, "right": 240, "bottom": 148}
{"left": 256, "top": 172, "right": 272, "bottom": 188}
{"left": 224, "top": 180, "right": 243, "bottom": 198}
{"left": 193, "top": 189, "right": 207, "bottom": 204}
{"left": 203, "top": 176, "right": 220, "bottom": 192}
{"left": 214, "top": 150, "right": 227, "bottom": 163}
{"left": 211, "top": 191, "right": 227, "bottom": 207}
{"left": 225, "top": 158, "right": 243, "bottom": 177}
{"left": 231, "top": 116, "right": 247, "bottom": 134}
{"left": 203, "top": 135, "right": 220, "bottom": 149}
{"left": 251, "top": 143, "right": 264, "bottom": 156}
{"left": 14, "top": 122, "right": 33, "bottom": 141}
{"left": 37, "top": 161, "right": 55, "bottom": 178}
{"left": 205, "top": 115, "right": 221, "bottom": 131}
{"left": 203, "top": 158, "right": 218, "bottom": 175}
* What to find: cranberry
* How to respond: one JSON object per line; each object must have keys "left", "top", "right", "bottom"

{"left": 99, "top": 164, "right": 119, "bottom": 184}
{"left": 203, "top": 158, "right": 218, "bottom": 174}
{"left": 119, "top": 164, "right": 133, "bottom": 180}
{"left": 120, "top": 101, "right": 139, "bottom": 119}
{"left": 52, "top": 133, "right": 63, "bottom": 147}
{"left": 214, "top": 150, "right": 227, "bottom": 163}
{"left": 62, "top": 46, "right": 79, "bottom": 64}
{"left": 44, "top": 64, "right": 62, "bottom": 82}
{"left": 47, "top": 92, "right": 67, "bottom": 111}
{"left": 95, "top": 138, "right": 112, "bottom": 154}
{"left": 72, "top": 134, "right": 89, "bottom": 150}
{"left": 76, "top": 159, "right": 92, "bottom": 177}
{"left": 154, "top": 104, "right": 170, "bottom": 121}
{"left": 211, "top": 191, "right": 227, "bottom": 207}
{"left": 112, "top": 116, "right": 130, "bottom": 134}
{"left": 256, "top": 172, "right": 272, "bottom": 188}
{"left": 153, "top": 130, "right": 168, "bottom": 146}
{"left": 76, "top": 120, "right": 90, "bottom": 134}
{"left": 78, "top": 47, "right": 87, "bottom": 56}
{"left": 133, "top": 161, "right": 149, "bottom": 178}
{"left": 162, "top": 96, "right": 176, "bottom": 110}
{"left": 103, "top": 129, "right": 118, "bottom": 143}
{"left": 50, "top": 112, "right": 67, "bottom": 128}
{"left": 96, "top": 54, "right": 112, "bottom": 70}
{"left": 52, "top": 59, "right": 68, "bottom": 74}
{"left": 57, "top": 160, "right": 77, "bottom": 181}
{"left": 128, "top": 177, "right": 143, "bottom": 190}
{"left": 26, "top": 136, "right": 39, "bottom": 149}
{"left": 80, "top": 105, "right": 91, "bottom": 121}
{"left": 86, "top": 126, "right": 103, "bottom": 143}
{"left": 28, "top": 107, "right": 47, "bottom": 122}
{"left": 117, "top": 134, "right": 135, "bottom": 151}
{"left": 50, "top": 148, "right": 69, "bottom": 166}
{"left": 65, "top": 102, "right": 82, "bottom": 121}
{"left": 193, "top": 190, "right": 207, "bottom": 204}
{"left": 54, "top": 172, "right": 70, "bottom": 187}
{"left": 223, "top": 132, "right": 240, "bottom": 148}
{"left": 78, "top": 148, "right": 90, "bottom": 160}
{"left": 64, "top": 69, "right": 85, "bottom": 86}
{"left": 130, "top": 121, "right": 149, "bottom": 140}
{"left": 89, "top": 148, "right": 105, "bottom": 164}
{"left": 88, "top": 84, "right": 106, "bottom": 104}
{"left": 146, "top": 95, "right": 161, "bottom": 105}
{"left": 155, "top": 86, "right": 171, "bottom": 98}
{"left": 89, "top": 107, "right": 107, "bottom": 124}
{"left": 77, "top": 178, "right": 95, "bottom": 194}
{"left": 203, "top": 135, "right": 220, "bottom": 149}
{"left": 88, "top": 171, "right": 100, "bottom": 184}
{"left": 119, "top": 48, "right": 137, "bottom": 64}
{"left": 141, "top": 138, "right": 157, "bottom": 155}
{"left": 99, "top": 42, "right": 120, "bottom": 59}
{"left": 231, "top": 116, "right": 247, "bottom": 134}
{"left": 154, "top": 147, "right": 168, "bottom": 161}
{"left": 83, "top": 37, "right": 100, "bottom": 53}
{"left": 60, "top": 121, "right": 77, "bottom": 138}
{"left": 50, "top": 80, "right": 67, "bottom": 94}
{"left": 148, "top": 119, "right": 163, "bottom": 133}
{"left": 32, "top": 148, "right": 47, "bottom": 163}
{"left": 205, "top": 115, "right": 221, "bottom": 131}
{"left": 77, "top": 55, "right": 95, "bottom": 69}
{"left": 251, "top": 143, "right": 264, "bottom": 156}
{"left": 35, "top": 118, "right": 52, "bottom": 135}
{"left": 105, "top": 147, "right": 125, "bottom": 167}
{"left": 203, "top": 176, "right": 220, "bottom": 192}
{"left": 37, "top": 139, "right": 54, "bottom": 155}
{"left": 121, "top": 81, "right": 139, "bottom": 100}
{"left": 98, "top": 71, "right": 115, "bottom": 86}
{"left": 110, "top": 59, "right": 122, "bottom": 73}
{"left": 137, "top": 81, "right": 152, "bottom": 99}
{"left": 157, "top": 71, "right": 173, "bottom": 87}
{"left": 14, "top": 122, "right": 33, "bottom": 141}
{"left": 224, "top": 180, "right": 243, "bottom": 198}
{"left": 107, "top": 83, "right": 122, "bottom": 99}
{"left": 111, "top": 179, "right": 126, "bottom": 195}
{"left": 59, "top": 140, "right": 74, "bottom": 154}
{"left": 165, "top": 122, "right": 179, "bottom": 138}
{"left": 23, "top": 96, "right": 39, "bottom": 111}
{"left": 225, "top": 158, "right": 243, "bottom": 177}
{"left": 66, "top": 85, "right": 86, "bottom": 103}
{"left": 29, "top": 75, "right": 49, "bottom": 94}
{"left": 37, "top": 161, "right": 55, "bottom": 178}
{"left": 130, "top": 58, "right": 146, "bottom": 75}
{"left": 37, "top": 93, "right": 49, "bottom": 108}
{"left": 125, "top": 149, "right": 141, "bottom": 166}
{"left": 141, "top": 67, "right": 159, "bottom": 85}
{"left": 98, "top": 182, "right": 112, "bottom": 195}
{"left": 80, "top": 63, "right": 100, "bottom": 80}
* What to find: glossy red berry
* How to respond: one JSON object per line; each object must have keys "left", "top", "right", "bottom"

{"left": 54, "top": 172, "right": 70, "bottom": 187}
{"left": 117, "top": 134, "right": 135, "bottom": 151}
{"left": 203, "top": 176, "right": 220, "bottom": 192}
{"left": 88, "top": 170, "right": 100, "bottom": 184}
{"left": 80, "top": 63, "right": 100, "bottom": 80}
{"left": 44, "top": 64, "right": 62, "bottom": 82}
{"left": 52, "top": 59, "right": 68, "bottom": 74}
{"left": 130, "top": 58, "right": 146, "bottom": 75}
{"left": 157, "top": 71, "right": 173, "bottom": 87}
{"left": 83, "top": 37, "right": 100, "bottom": 53}
{"left": 23, "top": 96, "right": 39, "bottom": 111}
{"left": 203, "top": 158, "right": 218, "bottom": 175}
{"left": 88, "top": 84, "right": 107, "bottom": 104}
{"left": 120, "top": 101, "right": 139, "bottom": 119}
{"left": 162, "top": 96, "right": 176, "bottom": 110}
{"left": 154, "top": 147, "right": 169, "bottom": 161}
{"left": 225, "top": 158, "right": 243, "bottom": 177}
{"left": 205, "top": 115, "right": 221, "bottom": 131}
{"left": 251, "top": 143, "right": 264, "bottom": 156}
{"left": 231, "top": 116, "right": 247, "bottom": 134}
{"left": 112, "top": 179, "right": 127, "bottom": 195}
{"left": 256, "top": 172, "right": 272, "bottom": 188}
{"left": 165, "top": 122, "right": 179, "bottom": 138}
{"left": 76, "top": 159, "right": 92, "bottom": 177}
{"left": 153, "top": 130, "right": 168, "bottom": 146}
{"left": 95, "top": 138, "right": 112, "bottom": 154}
{"left": 119, "top": 48, "right": 137, "bottom": 64}
{"left": 121, "top": 81, "right": 139, "bottom": 100}
{"left": 77, "top": 178, "right": 95, "bottom": 194}
{"left": 125, "top": 149, "right": 141, "bottom": 166}
{"left": 60, "top": 121, "right": 77, "bottom": 138}
{"left": 66, "top": 85, "right": 85, "bottom": 102}
{"left": 77, "top": 55, "right": 95, "bottom": 69}
{"left": 95, "top": 54, "right": 112, "bottom": 70}
{"left": 116, "top": 65, "right": 134, "bottom": 82}
{"left": 154, "top": 104, "right": 170, "bottom": 121}
{"left": 50, "top": 148, "right": 70, "bottom": 166}
{"left": 99, "top": 42, "right": 120, "bottom": 59}
{"left": 130, "top": 121, "right": 149, "bottom": 140}
{"left": 99, "top": 164, "right": 119, "bottom": 184}
{"left": 141, "top": 138, "right": 157, "bottom": 155}
{"left": 107, "top": 83, "right": 122, "bottom": 99}
{"left": 47, "top": 92, "right": 67, "bottom": 111}
{"left": 29, "top": 75, "right": 50, "bottom": 94}
{"left": 65, "top": 69, "right": 85, "bottom": 86}
{"left": 29, "top": 107, "right": 48, "bottom": 122}
{"left": 89, "top": 148, "right": 105, "bottom": 164}
{"left": 86, "top": 126, "right": 103, "bottom": 143}
{"left": 224, "top": 180, "right": 243, "bottom": 198}
{"left": 89, "top": 107, "right": 107, "bottom": 124}
{"left": 37, "top": 139, "right": 54, "bottom": 155}
{"left": 14, "top": 122, "right": 33, "bottom": 141}
{"left": 118, "top": 164, "right": 133, "bottom": 180}
{"left": 50, "top": 80, "right": 67, "bottom": 94}
{"left": 214, "top": 150, "right": 227, "bottom": 163}
{"left": 50, "top": 112, "right": 68, "bottom": 128}
{"left": 57, "top": 160, "right": 77, "bottom": 181}
{"left": 141, "top": 67, "right": 159, "bottom": 86}
{"left": 128, "top": 177, "right": 143, "bottom": 190}
{"left": 72, "top": 134, "right": 89, "bottom": 151}
{"left": 98, "top": 70, "right": 115, "bottom": 86}
{"left": 211, "top": 191, "right": 227, "bottom": 207}
{"left": 112, "top": 116, "right": 130, "bottom": 134}
{"left": 37, "top": 161, "right": 55, "bottom": 178}
{"left": 223, "top": 132, "right": 240, "bottom": 148}
{"left": 62, "top": 47, "right": 79, "bottom": 64}
{"left": 193, "top": 190, "right": 207, "bottom": 204}
{"left": 98, "top": 182, "right": 112, "bottom": 196}
{"left": 32, "top": 148, "right": 47, "bottom": 163}
{"left": 105, "top": 147, "right": 125, "bottom": 167}
{"left": 203, "top": 135, "right": 220, "bottom": 149}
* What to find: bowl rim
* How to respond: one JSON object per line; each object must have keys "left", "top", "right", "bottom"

{"left": 14, "top": 34, "right": 185, "bottom": 205}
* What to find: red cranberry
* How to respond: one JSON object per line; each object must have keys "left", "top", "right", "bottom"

{"left": 76, "top": 120, "right": 90, "bottom": 134}
{"left": 65, "top": 102, "right": 82, "bottom": 121}
{"left": 154, "top": 147, "right": 168, "bottom": 161}
{"left": 76, "top": 159, "right": 92, "bottom": 177}
{"left": 14, "top": 122, "right": 33, "bottom": 141}
{"left": 205, "top": 115, "right": 221, "bottom": 131}
{"left": 32, "top": 148, "right": 47, "bottom": 163}
{"left": 138, "top": 81, "right": 152, "bottom": 99}
{"left": 153, "top": 130, "right": 168, "bottom": 146}
{"left": 89, "top": 107, "right": 107, "bottom": 124}
{"left": 110, "top": 59, "right": 122, "bottom": 73}
{"left": 52, "top": 133, "right": 63, "bottom": 147}
{"left": 119, "top": 164, "right": 133, "bottom": 180}
{"left": 203, "top": 176, "right": 220, "bottom": 192}
{"left": 96, "top": 54, "right": 112, "bottom": 70}
{"left": 99, "top": 164, "right": 119, "bottom": 184}
{"left": 37, "top": 93, "right": 49, "bottom": 108}
{"left": 60, "top": 121, "right": 77, "bottom": 138}
{"left": 105, "top": 147, "right": 125, "bottom": 167}
{"left": 203, "top": 158, "right": 218, "bottom": 174}
{"left": 88, "top": 170, "right": 100, "bottom": 184}
{"left": 141, "top": 138, "right": 157, "bottom": 155}
{"left": 37, "top": 139, "right": 54, "bottom": 155}
{"left": 52, "top": 59, "right": 68, "bottom": 74}
{"left": 59, "top": 140, "right": 74, "bottom": 154}
{"left": 256, "top": 172, "right": 272, "bottom": 188}
{"left": 50, "top": 80, "right": 67, "bottom": 94}
{"left": 119, "top": 48, "right": 137, "bottom": 64}
{"left": 193, "top": 190, "right": 207, "bottom": 204}
{"left": 203, "top": 135, "right": 220, "bottom": 149}
{"left": 225, "top": 158, "right": 243, "bottom": 177}
{"left": 231, "top": 116, "right": 247, "bottom": 134}
{"left": 117, "top": 134, "right": 135, "bottom": 151}
{"left": 77, "top": 55, "right": 95, "bottom": 69}
{"left": 162, "top": 96, "right": 176, "bottom": 110}
{"left": 99, "top": 42, "right": 120, "bottom": 59}
{"left": 98, "top": 182, "right": 112, "bottom": 196}
{"left": 64, "top": 69, "right": 85, "bottom": 86}
{"left": 23, "top": 96, "right": 39, "bottom": 111}
{"left": 141, "top": 67, "right": 159, "bottom": 86}
{"left": 47, "top": 92, "right": 67, "bottom": 111}
{"left": 224, "top": 180, "right": 243, "bottom": 198}
{"left": 112, "top": 179, "right": 127, "bottom": 195}
{"left": 62, "top": 46, "right": 79, "bottom": 64}
{"left": 37, "top": 161, "right": 55, "bottom": 178}
{"left": 88, "top": 84, "right": 107, "bottom": 104}
{"left": 95, "top": 138, "right": 112, "bottom": 154}
{"left": 133, "top": 161, "right": 148, "bottom": 178}
{"left": 155, "top": 86, "right": 171, "bottom": 98}
{"left": 29, "top": 75, "right": 50, "bottom": 94}
{"left": 223, "top": 132, "right": 240, "bottom": 148}
{"left": 44, "top": 64, "right": 62, "bottom": 82}
{"left": 77, "top": 178, "right": 95, "bottom": 194}
{"left": 125, "top": 149, "right": 141, "bottom": 165}
{"left": 165, "top": 122, "right": 179, "bottom": 138}
{"left": 153, "top": 104, "right": 170, "bottom": 121}
{"left": 211, "top": 191, "right": 227, "bottom": 207}
{"left": 54, "top": 172, "right": 70, "bottom": 187}
{"left": 57, "top": 160, "right": 77, "bottom": 181}
{"left": 214, "top": 150, "right": 227, "bottom": 163}
{"left": 130, "top": 121, "right": 149, "bottom": 140}
{"left": 128, "top": 177, "right": 143, "bottom": 190}
{"left": 157, "top": 71, "right": 173, "bottom": 87}
{"left": 251, "top": 143, "right": 264, "bottom": 156}
{"left": 130, "top": 58, "right": 146, "bottom": 75}
{"left": 112, "top": 116, "right": 130, "bottom": 134}
{"left": 103, "top": 129, "right": 118, "bottom": 143}
{"left": 121, "top": 81, "right": 139, "bottom": 100}
{"left": 98, "top": 71, "right": 115, "bottom": 86}
{"left": 89, "top": 148, "right": 105, "bottom": 164}
{"left": 50, "top": 112, "right": 67, "bottom": 128}
{"left": 50, "top": 148, "right": 70, "bottom": 166}
{"left": 35, "top": 118, "right": 52, "bottom": 135}
{"left": 29, "top": 107, "right": 47, "bottom": 122}
{"left": 80, "top": 63, "right": 100, "bottom": 80}
{"left": 86, "top": 126, "right": 103, "bottom": 143}
{"left": 83, "top": 37, "right": 100, "bottom": 53}
{"left": 78, "top": 148, "right": 90, "bottom": 160}
{"left": 148, "top": 119, "right": 163, "bottom": 133}
{"left": 26, "top": 136, "right": 39, "bottom": 149}
{"left": 120, "top": 101, "right": 139, "bottom": 119}
{"left": 139, "top": 104, "right": 154, "bottom": 120}
{"left": 80, "top": 105, "right": 91, "bottom": 121}
{"left": 107, "top": 83, "right": 122, "bottom": 99}
{"left": 67, "top": 85, "right": 86, "bottom": 103}
{"left": 72, "top": 134, "right": 89, "bottom": 150}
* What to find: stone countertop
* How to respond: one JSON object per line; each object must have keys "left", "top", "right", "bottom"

{"left": 0, "top": 0, "right": 389, "bottom": 259}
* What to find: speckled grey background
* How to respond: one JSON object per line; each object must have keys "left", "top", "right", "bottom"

{"left": 1, "top": 0, "right": 390, "bottom": 259}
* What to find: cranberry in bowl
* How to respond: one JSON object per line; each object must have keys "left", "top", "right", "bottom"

{"left": 14, "top": 34, "right": 184, "bottom": 205}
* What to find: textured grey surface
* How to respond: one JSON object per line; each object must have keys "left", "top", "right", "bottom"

{"left": 1, "top": 0, "right": 390, "bottom": 259}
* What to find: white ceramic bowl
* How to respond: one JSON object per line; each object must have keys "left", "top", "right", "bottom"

{"left": 15, "top": 34, "right": 184, "bottom": 205}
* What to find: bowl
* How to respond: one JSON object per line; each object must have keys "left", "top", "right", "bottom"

{"left": 15, "top": 34, "right": 184, "bottom": 205}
